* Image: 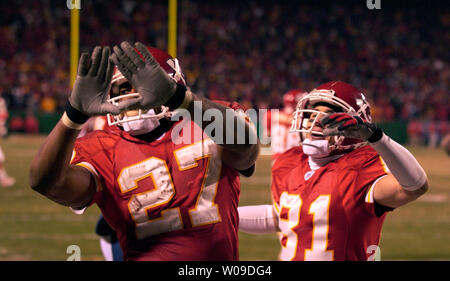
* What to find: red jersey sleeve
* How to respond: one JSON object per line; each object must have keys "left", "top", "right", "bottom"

{"left": 339, "top": 146, "right": 390, "bottom": 217}
{"left": 70, "top": 130, "right": 118, "bottom": 207}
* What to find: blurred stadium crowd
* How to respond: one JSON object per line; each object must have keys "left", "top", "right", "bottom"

{"left": 0, "top": 0, "right": 448, "bottom": 145}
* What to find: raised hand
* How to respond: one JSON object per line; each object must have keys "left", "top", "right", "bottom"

{"left": 320, "top": 113, "right": 378, "bottom": 141}
{"left": 110, "top": 41, "right": 177, "bottom": 110}
{"left": 68, "top": 46, "right": 139, "bottom": 117}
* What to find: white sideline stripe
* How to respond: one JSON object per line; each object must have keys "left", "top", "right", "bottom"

{"left": 260, "top": 146, "right": 272, "bottom": 156}
{"left": 0, "top": 214, "right": 98, "bottom": 222}
{"left": 0, "top": 233, "right": 98, "bottom": 241}
{"left": 417, "top": 194, "right": 447, "bottom": 203}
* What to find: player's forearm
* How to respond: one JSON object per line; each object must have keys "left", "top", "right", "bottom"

{"left": 29, "top": 120, "right": 80, "bottom": 195}
{"left": 186, "top": 94, "right": 257, "bottom": 148}
{"left": 369, "top": 131, "right": 428, "bottom": 193}
{"left": 187, "top": 93, "right": 260, "bottom": 169}
{"left": 238, "top": 205, "right": 280, "bottom": 234}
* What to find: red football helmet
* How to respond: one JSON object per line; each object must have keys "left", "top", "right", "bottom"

{"left": 107, "top": 46, "right": 186, "bottom": 126}
{"left": 290, "top": 81, "right": 371, "bottom": 151}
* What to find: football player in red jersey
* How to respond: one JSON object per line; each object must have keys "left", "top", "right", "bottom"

{"left": 270, "top": 89, "right": 306, "bottom": 161}
{"left": 30, "top": 42, "right": 259, "bottom": 261}
{"left": 238, "top": 81, "right": 428, "bottom": 261}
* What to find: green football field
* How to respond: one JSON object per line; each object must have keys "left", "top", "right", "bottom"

{"left": 0, "top": 134, "right": 448, "bottom": 261}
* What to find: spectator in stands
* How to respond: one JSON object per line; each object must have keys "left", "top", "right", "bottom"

{"left": 0, "top": 1, "right": 447, "bottom": 145}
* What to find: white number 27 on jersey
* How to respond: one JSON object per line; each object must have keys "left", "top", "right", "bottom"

{"left": 118, "top": 139, "right": 222, "bottom": 240}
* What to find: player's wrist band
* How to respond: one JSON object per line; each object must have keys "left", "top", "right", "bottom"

{"left": 367, "top": 127, "right": 383, "bottom": 143}
{"left": 61, "top": 112, "right": 84, "bottom": 130}
{"left": 62, "top": 101, "right": 90, "bottom": 130}
{"left": 164, "top": 84, "right": 193, "bottom": 110}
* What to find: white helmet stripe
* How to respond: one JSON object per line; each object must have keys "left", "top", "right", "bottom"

{"left": 111, "top": 69, "right": 127, "bottom": 85}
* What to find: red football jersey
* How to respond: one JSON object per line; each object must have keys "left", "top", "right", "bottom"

{"left": 271, "top": 145, "right": 390, "bottom": 261}
{"left": 71, "top": 119, "right": 241, "bottom": 261}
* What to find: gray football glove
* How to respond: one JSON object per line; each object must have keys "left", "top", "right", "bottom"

{"left": 110, "top": 41, "right": 177, "bottom": 110}
{"left": 68, "top": 46, "right": 140, "bottom": 117}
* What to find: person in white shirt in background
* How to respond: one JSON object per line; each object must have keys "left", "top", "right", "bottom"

{"left": 270, "top": 89, "right": 307, "bottom": 162}
{"left": 0, "top": 96, "right": 15, "bottom": 188}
